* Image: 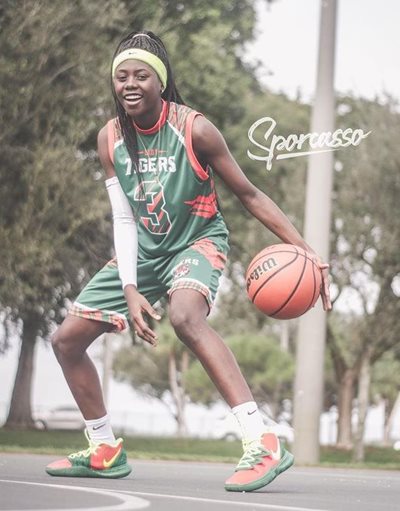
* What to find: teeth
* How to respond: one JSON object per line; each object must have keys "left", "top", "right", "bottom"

{"left": 125, "top": 94, "right": 141, "bottom": 100}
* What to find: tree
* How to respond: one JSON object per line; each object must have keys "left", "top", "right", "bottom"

{"left": 185, "top": 334, "right": 294, "bottom": 419}
{"left": 327, "top": 96, "right": 400, "bottom": 457}
{"left": 372, "top": 351, "right": 400, "bottom": 446}
{"left": 0, "top": 0, "right": 117, "bottom": 427}
{"left": 113, "top": 322, "right": 191, "bottom": 436}
{"left": 0, "top": 0, "right": 266, "bottom": 428}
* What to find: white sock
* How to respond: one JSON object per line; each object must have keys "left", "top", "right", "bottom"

{"left": 84, "top": 414, "right": 116, "bottom": 445}
{"left": 232, "top": 401, "right": 266, "bottom": 449}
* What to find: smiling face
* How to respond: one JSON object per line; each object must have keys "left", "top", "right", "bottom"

{"left": 113, "top": 59, "right": 163, "bottom": 126}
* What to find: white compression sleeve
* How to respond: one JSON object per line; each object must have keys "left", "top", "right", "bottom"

{"left": 105, "top": 176, "right": 138, "bottom": 289}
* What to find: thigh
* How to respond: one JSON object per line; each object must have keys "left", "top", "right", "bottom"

{"left": 55, "top": 313, "right": 112, "bottom": 351}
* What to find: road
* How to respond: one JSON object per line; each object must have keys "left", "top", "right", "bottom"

{"left": 0, "top": 454, "right": 399, "bottom": 511}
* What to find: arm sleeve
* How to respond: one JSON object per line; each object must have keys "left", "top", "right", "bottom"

{"left": 105, "top": 176, "right": 138, "bottom": 289}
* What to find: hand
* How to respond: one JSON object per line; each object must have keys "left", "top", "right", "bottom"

{"left": 124, "top": 285, "right": 161, "bottom": 346}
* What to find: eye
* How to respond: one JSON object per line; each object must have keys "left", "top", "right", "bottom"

{"left": 137, "top": 74, "right": 149, "bottom": 81}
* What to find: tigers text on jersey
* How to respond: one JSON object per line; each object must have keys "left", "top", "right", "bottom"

{"left": 107, "top": 100, "right": 228, "bottom": 259}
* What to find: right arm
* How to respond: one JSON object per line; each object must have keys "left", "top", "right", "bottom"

{"left": 98, "top": 125, "right": 160, "bottom": 344}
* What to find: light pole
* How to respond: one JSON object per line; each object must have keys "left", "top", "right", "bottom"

{"left": 293, "top": 0, "right": 338, "bottom": 464}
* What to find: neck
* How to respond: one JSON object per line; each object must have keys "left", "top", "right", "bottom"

{"left": 131, "top": 99, "right": 163, "bottom": 130}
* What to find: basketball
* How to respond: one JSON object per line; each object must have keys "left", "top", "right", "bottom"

{"left": 246, "top": 244, "right": 322, "bottom": 319}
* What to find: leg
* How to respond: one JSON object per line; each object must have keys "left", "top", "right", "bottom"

{"left": 51, "top": 314, "right": 111, "bottom": 419}
{"left": 169, "top": 289, "right": 294, "bottom": 492}
{"left": 168, "top": 289, "right": 253, "bottom": 407}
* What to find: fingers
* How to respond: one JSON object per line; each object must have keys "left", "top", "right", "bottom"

{"left": 320, "top": 272, "right": 332, "bottom": 312}
{"left": 142, "top": 301, "right": 161, "bottom": 321}
{"left": 134, "top": 316, "right": 158, "bottom": 346}
{"left": 135, "top": 323, "right": 158, "bottom": 347}
{"left": 131, "top": 298, "right": 161, "bottom": 346}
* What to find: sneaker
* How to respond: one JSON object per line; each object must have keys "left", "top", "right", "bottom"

{"left": 45, "top": 429, "right": 132, "bottom": 478}
{"left": 224, "top": 432, "right": 294, "bottom": 492}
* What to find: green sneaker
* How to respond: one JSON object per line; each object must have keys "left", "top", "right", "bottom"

{"left": 225, "top": 432, "right": 294, "bottom": 492}
{"left": 45, "top": 429, "right": 132, "bottom": 478}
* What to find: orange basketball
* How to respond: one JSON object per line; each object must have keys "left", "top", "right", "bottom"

{"left": 245, "top": 244, "right": 322, "bottom": 319}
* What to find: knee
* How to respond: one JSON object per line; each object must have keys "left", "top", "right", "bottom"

{"left": 51, "top": 328, "right": 84, "bottom": 362}
{"left": 169, "top": 307, "right": 205, "bottom": 344}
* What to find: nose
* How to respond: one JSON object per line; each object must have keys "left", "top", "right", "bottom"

{"left": 125, "top": 75, "right": 138, "bottom": 89}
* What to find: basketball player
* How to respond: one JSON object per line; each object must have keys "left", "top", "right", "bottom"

{"left": 46, "top": 30, "right": 331, "bottom": 492}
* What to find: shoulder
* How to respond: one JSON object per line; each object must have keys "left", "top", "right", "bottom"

{"left": 191, "top": 114, "right": 228, "bottom": 159}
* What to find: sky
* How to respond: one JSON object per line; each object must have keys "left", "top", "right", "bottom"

{"left": 1, "top": 0, "right": 399, "bottom": 431}
{"left": 248, "top": 0, "right": 400, "bottom": 102}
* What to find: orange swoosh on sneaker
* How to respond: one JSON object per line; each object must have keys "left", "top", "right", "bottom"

{"left": 103, "top": 446, "right": 122, "bottom": 468}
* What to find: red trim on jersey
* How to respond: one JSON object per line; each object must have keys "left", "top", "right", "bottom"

{"left": 185, "top": 111, "right": 209, "bottom": 181}
{"left": 134, "top": 99, "right": 168, "bottom": 135}
{"left": 107, "top": 119, "right": 116, "bottom": 164}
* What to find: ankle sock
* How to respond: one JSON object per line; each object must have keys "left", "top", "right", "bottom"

{"left": 231, "top": 401, "right": 266, "bottom": 449}
{"left": 84, "top": 414, "right": 116, "bottom": 445}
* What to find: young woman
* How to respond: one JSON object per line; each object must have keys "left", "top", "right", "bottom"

{"left": 46, "top": 30, "right": 331, "bottom": 492}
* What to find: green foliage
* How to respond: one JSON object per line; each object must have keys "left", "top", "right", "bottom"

{"left": 0, "top": 0, "right": 116, "bottom": 336}
{"left": 113, "top": 321, "right": 190, "bottom": 400}
{"left": 185, "top": 334, "right": 294, "bottom": 413}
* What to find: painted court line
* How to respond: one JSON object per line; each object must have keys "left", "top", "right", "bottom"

{"left": 105, "top": 488, "right": 329, "bottom": 511}
{"left": 0, "top": 479, "right": 149, "bottom": 511}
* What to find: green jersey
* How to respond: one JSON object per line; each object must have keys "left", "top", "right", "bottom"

{"left": 107, "top": 101, "right": 228, "bottom": 259}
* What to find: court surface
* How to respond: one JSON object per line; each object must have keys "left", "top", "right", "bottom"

{"left": 0, "top": 454, "right": 399, "bottom": 511}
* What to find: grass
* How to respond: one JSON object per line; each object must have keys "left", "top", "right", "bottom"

{"left": 1, "top": 429, "right": 399, "bottom": 469}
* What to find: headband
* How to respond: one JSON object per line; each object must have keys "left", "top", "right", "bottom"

{"left": 112, "top": 48, "right": 167, "bottom": 90}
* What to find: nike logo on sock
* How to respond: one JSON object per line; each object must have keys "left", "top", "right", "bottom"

{"left": 92, "top": 424, "right": 106, "bottom": 430}
{"left": 247, "top": 409, "right": 257, "bottom": 415}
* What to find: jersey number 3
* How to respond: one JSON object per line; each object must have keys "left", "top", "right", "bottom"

{"left": 134, "top": 180, "right": 172, "bottom": 235}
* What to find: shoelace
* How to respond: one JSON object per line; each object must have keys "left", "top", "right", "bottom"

{"left": 69, "top": 429, "right": 100, "bottom": 459}
{"left": 235, "top": 444, "right": 271, "bottom": 471}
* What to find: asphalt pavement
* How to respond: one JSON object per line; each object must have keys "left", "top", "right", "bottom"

{"left": 0, "top": 453, "right": 399, "bottom": 511}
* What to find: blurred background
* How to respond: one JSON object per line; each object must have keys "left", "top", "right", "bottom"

{"left": 1, "top": 0, "right": 399, "bottom": 464}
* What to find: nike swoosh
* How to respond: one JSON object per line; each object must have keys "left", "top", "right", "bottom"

{"left": 93, "top": 424, "right": 105, "bottom": 430}
{"left": 247, "top": 409, "right": 257, "bottom": 415}
{"left": 103, "top": 446, "right": 122, "bottom": 468}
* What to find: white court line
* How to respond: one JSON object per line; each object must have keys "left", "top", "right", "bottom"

{"left": 0, "top": 479, "right": 149, "bottom": 511}
{"left": 104, "top": 488, "right": 329, "bottom": 511}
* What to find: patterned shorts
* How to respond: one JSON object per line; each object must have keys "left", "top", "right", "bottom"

{"left": 70, "top": 236, "right": 229, "bottom": 331}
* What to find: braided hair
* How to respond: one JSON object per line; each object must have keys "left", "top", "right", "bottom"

{"left": 111, "top": 30, "right": 185, "bottom": 174}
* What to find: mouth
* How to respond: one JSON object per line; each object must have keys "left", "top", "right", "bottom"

{"left": 123, "top": 93, "right": 143, "bottom": 106}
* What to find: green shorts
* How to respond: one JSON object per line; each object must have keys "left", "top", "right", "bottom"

{"left": 70, "top": 236, "right": 229, "bottom": 331}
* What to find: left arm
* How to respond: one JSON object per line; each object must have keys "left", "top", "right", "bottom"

{"left": 191, "top": 115, "right": 331, "bottom": 310}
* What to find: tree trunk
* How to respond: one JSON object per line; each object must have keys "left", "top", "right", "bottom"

{"left": 4, "top": 322, "right": 38, "bottom": 429}
{"left": 353, "top": 348, "right": 372, "bottom": 462}
{"left": 384, "top": 392, "right": 400, "bottom": 446}
{"left": 168, "top": 350, "right": 187, "bottom": 437}
{"left": 336, "top": 368, "right": 356, "bottom": 449}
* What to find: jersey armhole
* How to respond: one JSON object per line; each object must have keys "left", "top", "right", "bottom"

{"left": 185, "top": 111, "right": 209, "bottom": 181}
{"left": 106, "top": 119, "right": 116, "bottom": 164}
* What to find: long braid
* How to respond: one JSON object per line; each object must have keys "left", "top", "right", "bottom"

{"left": 111, "top": 30, "right": 185, "bottom": 175}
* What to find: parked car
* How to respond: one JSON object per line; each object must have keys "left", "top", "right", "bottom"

{"left": 34, "top": 406, "right": 85, "bottom": 431}
{"left": 214, "top": 410, "right": 294, "bottom": 444}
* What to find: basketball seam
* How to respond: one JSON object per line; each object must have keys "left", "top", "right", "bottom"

{"left": 247, "top": 248, "right": 307, "bottom": 274}
{"left": 270, "top": 248, "right": 308, "bottom": 317}
{"left": 251, "top": 250, "right": 300, "bottom": 304}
